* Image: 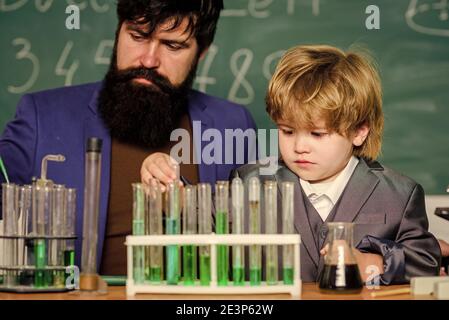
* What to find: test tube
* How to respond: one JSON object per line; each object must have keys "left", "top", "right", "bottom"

{"left": 146, "top": 180, "right": 163, "bottom": 283}
{"left": 265, "top": 180, "right": 278, "bottom": 285}
{"left": 17, "top": 185, "right": 32, "bottom": 284}
{"left": 215, "top": 181, "right": 229, "bottom": 286}
{"left": 282, "top": 182, "right": 294, "bottom": 285}
{"left": 231, "top": 178, "right": 245, "bottom": 286}
{"left": 132, "top": 183, "right": 145, "bottom": 284}
{"left": 248, "top": 177, "right": 261, "bottom": 286}
{"left": 64, "top": 188, "right": 76, "bottom": 283}
{"left": 166, "top": 181, "right": 181, "bottom": 285}
{"left": 183, "top": 185, "right": 197, "bottom": 285}
{"left": 198, "top": 183, "right": 211, "bottom": 286}
{"left": 80, "top": 138, "right": 102, "bottom": 291}
{"left": 2, "top": 183, "right": 18, "bottom": 287}
{"left": 32, "top": 184, "right": 51, "bottom": 288}
{"left": 51, "top": 185, "right": 66, "bottom": 287}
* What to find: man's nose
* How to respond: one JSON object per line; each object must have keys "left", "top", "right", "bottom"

{"left": 140, "top": 42, "right": 161, "bottom": 69}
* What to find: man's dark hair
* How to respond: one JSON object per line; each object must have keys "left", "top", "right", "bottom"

{"left": 116, "top": 0, "right": 224, "bottom": 54}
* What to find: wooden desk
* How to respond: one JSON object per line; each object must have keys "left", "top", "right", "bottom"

{"left": 0, "top": 283, "right": 433, "bottom": 300}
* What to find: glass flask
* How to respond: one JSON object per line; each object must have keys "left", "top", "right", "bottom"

{"left": 318, "top": 222, "right": 363, "bottom": 293}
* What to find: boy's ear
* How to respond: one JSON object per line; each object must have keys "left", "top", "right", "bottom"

{"left": 352, "top": 124, "right": 370, "bottom": 147}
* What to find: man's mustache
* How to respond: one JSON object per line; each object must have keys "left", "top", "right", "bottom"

{"left": 113, "top": 67, "right": 175, "bottom": 94}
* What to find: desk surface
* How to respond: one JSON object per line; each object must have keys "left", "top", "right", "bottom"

{"left": 0, "top": 283, "right": 433, "bottom": 300}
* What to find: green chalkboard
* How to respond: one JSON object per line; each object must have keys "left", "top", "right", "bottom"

{"left": 1, "top": 0, "right": 449, "bottom": 194}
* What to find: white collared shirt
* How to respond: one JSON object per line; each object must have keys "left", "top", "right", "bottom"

{"left": 299, "top": 156, "right": 359, "bottom": 222}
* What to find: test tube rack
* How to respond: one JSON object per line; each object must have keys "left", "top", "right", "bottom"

{"left": 125, "top": 233, "right": 301, "bottom": 297}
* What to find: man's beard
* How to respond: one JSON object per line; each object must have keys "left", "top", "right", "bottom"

{"left": 98, "top": 57, "right": 198, "bottom": 149}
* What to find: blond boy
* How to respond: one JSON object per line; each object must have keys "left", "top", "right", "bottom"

{"left": 234, "top": 45, "right": 441, "bottom": 284}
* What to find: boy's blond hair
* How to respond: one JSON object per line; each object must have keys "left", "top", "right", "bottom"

{"left": 266, "top": 45, "right": 383, "bottom": 160}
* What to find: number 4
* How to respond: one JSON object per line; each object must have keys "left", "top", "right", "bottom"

{"left": 55, "top": 41, "right": 80, "bottom": 86}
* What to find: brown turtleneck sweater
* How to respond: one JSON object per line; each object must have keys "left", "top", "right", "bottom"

{"left": 99, "top": 114, "right": 198, "bottom": 275}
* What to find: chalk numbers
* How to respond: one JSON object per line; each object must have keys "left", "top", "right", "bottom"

{"left": 8, "top": 38, "right": 40, "bottom": 94}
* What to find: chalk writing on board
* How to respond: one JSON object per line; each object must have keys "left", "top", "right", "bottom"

{"left": 7, "top": 38, "right": 40, "bottom": 94}
{"left": 94, "top": 39, "right": 114, "bottom": 65}
{"left": 228, "top": 48, "right": 254, "bottom": 105}
{"left": 195, "top": 44, "right": 218, "bottom": 93}
{"left": 405, "top": 0, "right": 449, "bottom": 37}
{"left": 55, "top": 41, "right": 79, "bottom": 86}
{"left": 221, "top": 0, "right": 319, "bottom": 18}
{"left": 0, "top": 0, "right": 111, "bottom": 13}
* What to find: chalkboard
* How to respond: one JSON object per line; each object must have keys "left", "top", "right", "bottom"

{"left": 1, "top": 0, "right": 449, "bottom": 194}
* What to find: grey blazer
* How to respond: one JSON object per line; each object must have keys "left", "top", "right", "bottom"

{"left": 231, "top": 158, "right": 441, "bottom": 284}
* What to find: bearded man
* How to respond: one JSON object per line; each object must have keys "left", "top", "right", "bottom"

{"left": 0, "top": 0, "right": 257, "bottom": 274}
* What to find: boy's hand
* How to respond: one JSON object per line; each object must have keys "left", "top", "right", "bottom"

{"left": 320, "top": 244, "right": 384, "bottom": 282}
{"left": 140, "top": 153, "right": 182, "bottom": 192}
{"left": 438, "top": 239, "right": 449, "bottom": 257}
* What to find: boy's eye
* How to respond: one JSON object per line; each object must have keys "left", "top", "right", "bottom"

{"left": 311, "top": 131, "right": 327, "bottom": 138}
{"left": 280, "top": 128, "right": 293, "bottom": 135}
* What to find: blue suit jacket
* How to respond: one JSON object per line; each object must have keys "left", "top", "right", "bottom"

{"left": 0, "top": 82, "right": 257, "bottom": 269}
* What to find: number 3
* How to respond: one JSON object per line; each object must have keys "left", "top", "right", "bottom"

{"left": 8, "top": 38, "right": 40, "bottom": 94}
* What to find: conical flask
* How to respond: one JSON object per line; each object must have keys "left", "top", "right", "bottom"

{"left": 319, "top": 222, "right": 363, "bottom": 293}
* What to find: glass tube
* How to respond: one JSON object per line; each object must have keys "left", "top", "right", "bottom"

{"left": 265, "top": 180, "right": 278, "bottom": 285}
{"left": 248, "top": 177, "right": 261, "bottom": 286}
{"left": 132, "top": 183, "right": 145, "bottom": 284}
{"left": 80, "top": 138, "right": 102, "bottom": 290}
{"left": 146, "top": 180, "right": 163, "bottom": 283}
{"left": 197, "top": 183, "right": 211, "bottom": 286}
{"left": 231, "top": 177, "right": 245, "bottom": 286}
{"left": 51, "top": 184, "right": 66, "bottom": 287}
{"left": 64, "top": 188, "right": 76, "bottom": 283}
{"left": 32, "top": 184, "right": 51, "bottom": 288}
{"left": 2, "top": 183, "right": 18, "bottom": 287}
{"left": 183, "top": 185, "right": 197, "bottom": 285}
{"left": 215, "top": 181, "right": 229, "bottom": 286}
{"left": 17, "top": 185, "right": 31, "bottom": 286}
{"left": 282, "top": 182, "right": 294, "bottom": 285}
{"left": 166, "top": 181, "right": 181, "bottom": 285}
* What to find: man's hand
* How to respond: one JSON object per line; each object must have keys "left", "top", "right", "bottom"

{"left": 140, "top": 153, "right": 181, "bottom": 192}
{"left": 320, "top": 244, "right": 384, "bottom": 282}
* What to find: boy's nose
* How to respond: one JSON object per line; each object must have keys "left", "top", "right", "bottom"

{"left": 140, "top": 43, "right": 161, "bottom": 69}
{"left": 294, "top": 136, "right": 311, "bottom": 153}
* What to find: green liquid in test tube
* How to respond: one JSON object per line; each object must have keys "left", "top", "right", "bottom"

{"left": 215, "top": 181, "right": 229, "bottom": 286}
{"left": 132, "top": 183, "right": 145, "bottom": 284}
{"left": 33, "top": 184, "right": 51, "bottom": 288}
{"left": 231, "top": 178, "right": 245, "bottom": 286}
{"left": 198, "top": 183, "right": 212, "bottom": 286}
{"left": 248, "top": 177, "right": 261, "bottom": 286}
{"left": 183, "top": 185, "right": 197, "bottom": 285}
{"left": 282, "top": 182, "right": 295, "bottom": 285}
{"left": 265, "top": 181, "right": 278, "bottom": 285}
{"left": 166, "top": 179, "right": 181, "bottom": 285}
{"left": 64, "top": 188, "right": 77, "bottom": 284}
{"left": 146, "top": 180, "right": 163, "bottom": 283}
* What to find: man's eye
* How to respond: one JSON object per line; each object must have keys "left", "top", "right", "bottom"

{"left": 165, "top": 43, "right": 184, "bottom": 51}
{"left": 130, "top": 33, "right": 145, "bottom": 42}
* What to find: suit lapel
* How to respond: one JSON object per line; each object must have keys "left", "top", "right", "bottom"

{"left": 187, "top": 92, "right": 216, "bottom": 185}
{"left": 332, "top": 159, "right": 380, "bottom": 223}
{"left": 275, "top": 165, "right": 320, "bottom": 267}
